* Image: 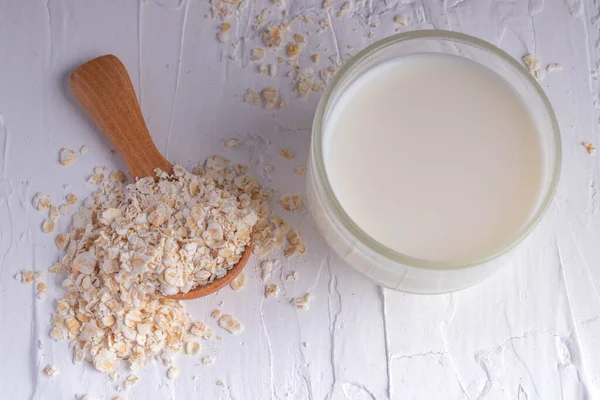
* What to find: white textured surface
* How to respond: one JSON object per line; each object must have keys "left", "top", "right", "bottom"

{"left": 1, "top": 0, "right": 599, "bottom": 399}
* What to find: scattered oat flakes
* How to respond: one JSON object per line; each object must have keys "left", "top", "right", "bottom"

{"left": 43, "top": 365, "right": 58, "bottom": 377}
{"left": 394, "top": 15, "right": 409, "bottom": 26}
{"left": 261, "top": 87, "right": 279, "bottom": 109}
{"left": 280, "top": 194, "right": 303, "bottom": 212}
{"left": 229, "top": 272, "right": 246, "bottom": 291}
{"left": 211, "top": 309, "right": 221, "bottom": 318}
{"left": 80, "top": 145, "right": 89, "bottom": 155}
{"left": 287, "top": 42, "right": 302, "bottom": 58}
{"left": 583, "top": 141, "right": 596, "bottom": 155}
{"left": 294, "top": 166, "right": 307, "bottom": 175}
{"left": 262, "top": 26, "right": 282, "bottom": 48}
{"left": 293, "top": 293, "right": 311, "bottom": 309}
{"left": 244, "top": 88, "right": 262, "bottom": 106}
{"left": 43, "top": 153, "right": 290, "bottom": 377}
{"left": 311, "top": 54, "right": 320, "bottom": 63}
{"left": 279, "top": 149, "right": 296, "bottom": 159}
{"left": 33, "top": 193, "right": 51, "bottom": 211}
{"left": 216, "top": 380, "right": 225, "bottom": 387}
{"left": 287, "top": 271, "right": 299, "bottom": 281}
{"left": 218, "top": 314, "right": 244, "bottom": 334}
{"left": 167, "top": 367, "right": 179, "bottom": 380}
{"left": 42, "top": 219, "right": 55, "bottom": 233}
{"left": 59, "top": 148, "right": 78, "bottom": 167}
{"left": 251, "top": 48, "right": 265, "bottom": 60}
{"left": 185, "top": 341, "right": 201, "bottom": 355}
{"left": 264, "top": 284, "right": 280, "bottom": 298}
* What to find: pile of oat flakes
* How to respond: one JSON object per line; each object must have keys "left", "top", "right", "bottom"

{"left": 29, "top": 150, "right": 307, "bottom": 386}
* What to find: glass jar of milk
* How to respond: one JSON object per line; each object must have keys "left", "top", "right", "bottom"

{"left": 307, "top": 30, "right": 561, "bottom": 294}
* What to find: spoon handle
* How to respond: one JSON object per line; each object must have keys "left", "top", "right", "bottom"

{"left": 70, "top": 54, "right": 173, "bottom": 179}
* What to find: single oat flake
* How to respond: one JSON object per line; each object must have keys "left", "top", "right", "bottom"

{"left": 262, "top": 87, "right": 279, "bottom": 109}
{"left": 185, "top": 341, "right": 200, "bottom": 355}
{"left": 262, "top": 26, "right": 282, "bottom": 48}
{"left": 294, "top": 166, "right": 307, "bottom": 175}
{"left": 55, "top": 233, "right": 69, "bottom": 250}
{"left": 167, "top": 367, "right": 179, "bottom": 380}
{"left": 42, "top": 219, "right": 55, "bottom": 233}
{"left": 218, "top": 314, "right": 244, "bottom": 334}
{"left": 59, "top": 148, "right": 78, "bottom": 166}
{"left": 293, "top": 293, "right": 311, "bottom": 309}
{"left": 33, "top": 193, "right": 51, "bottom": 211}
{"left": 583, "top": 141, "right": 596, "bottom": 155}
{"left": 279, "top": 149, "right": 296, "bottom": 159}
{"left": 286, "top": 42, "right": 302, "bottom": 58}
{"left": 260, "top": 260, "right": 275, "bottom": 281}
{"left": 43, "top": 365, "right": 58, "bottom": 377}
{"left": 244, "top": 88, "right": 262, "bottom": 106}
{"left": 264, "top": 284, "right": 280, "bottom": 298}
{"left": 394, "top": 15, "right": 409, "bottom": 26}
{"left": 251, "top": 47, "right": 266, "bottom": 60}
{"left": 229, "top": 272, "right": 246, "bottom": 291}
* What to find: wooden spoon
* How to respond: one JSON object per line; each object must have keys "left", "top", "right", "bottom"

{"left": 69, "top": 54, "right": 251, "bottom": 300}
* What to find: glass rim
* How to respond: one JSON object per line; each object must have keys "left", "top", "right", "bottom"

{"left": 310, "top": 30, "right": 562, "bottom": 271}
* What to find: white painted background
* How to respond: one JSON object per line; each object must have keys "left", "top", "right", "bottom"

{"left": 1, "top": 0, "right": 599, "bottom": 399}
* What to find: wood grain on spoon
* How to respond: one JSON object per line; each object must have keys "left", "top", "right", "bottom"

{"left": 69, "top": 54, "right": 252, "bottom": 300}
{"left": 70, "top": 54, "right": 172, "bottom": 179}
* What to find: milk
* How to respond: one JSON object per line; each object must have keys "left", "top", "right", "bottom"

{"left": 324, "top": 53, "right": 544, "bottom": 262}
